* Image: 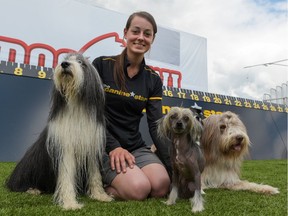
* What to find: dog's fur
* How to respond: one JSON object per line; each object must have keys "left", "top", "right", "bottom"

{"left": 157, "top": 107, "right": 205, "bottom": 212}
{"left": 6, "top": 53, "right": 113, "bottom": 209}
{"left": 201, "top": 111, "right": 279, "bottom": 194}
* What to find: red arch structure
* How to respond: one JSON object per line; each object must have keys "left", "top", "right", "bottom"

{"left": 0, "top": 33, "right": 182, "bottom": 87}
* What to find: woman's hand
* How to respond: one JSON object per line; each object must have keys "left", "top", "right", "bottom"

{"left": 109, "top": 147, "right": 135, "bottom": 173}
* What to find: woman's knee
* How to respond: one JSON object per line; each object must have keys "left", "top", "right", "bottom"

{"left": 150, "top": 175, "right": 170, "bottom": 198}
{"left": 125, "top": 178, "right": 151, "bottom": 200}
{"left": 111, "top": 170, "right": 152, "bottom": 200}
{"left": 142, "top": 164, "right": 171, "bottom": 198}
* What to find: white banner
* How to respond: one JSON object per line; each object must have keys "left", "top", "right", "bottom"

{"left": 0, "top": 0, "right": 207, "bottom": 91}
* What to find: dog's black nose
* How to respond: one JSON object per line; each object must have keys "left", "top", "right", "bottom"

{"left": 236, "top": 135, "right": 243, "bottom": 142}
{"left": 176, "top": 122, "right": 183, "bottom": 128}
{"left": 61, "top": 61, "right": 70, "bottom": 69}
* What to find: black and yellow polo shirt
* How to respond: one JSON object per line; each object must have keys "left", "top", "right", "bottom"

{"left": 92, "top": 55, "right": 164, "bottom": 153}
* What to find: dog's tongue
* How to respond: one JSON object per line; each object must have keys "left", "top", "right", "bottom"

{"left": 233, "top": 144, "right": 242, "bottom": 151}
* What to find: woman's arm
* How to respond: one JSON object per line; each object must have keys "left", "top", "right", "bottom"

{"left": 146, "top": 79, "right": 172, "bottom": 178}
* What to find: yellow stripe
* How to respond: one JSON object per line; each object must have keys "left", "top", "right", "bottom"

{"left": 149, "top": 97, "right": 162, "bottom": 100}
{"left": 103, "top": 57, "right": 116, "bottom": 61}
{"left": 144, "top": 66, "right": 159, "bottom": 76}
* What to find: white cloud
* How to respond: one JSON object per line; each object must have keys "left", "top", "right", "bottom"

{"left": 89, "top": 0, "right": 288, "bottom": 100}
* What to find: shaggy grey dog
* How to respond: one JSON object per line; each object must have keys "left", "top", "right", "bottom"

{"left": 6, "top": 53, "right": 113, "bottom": 210}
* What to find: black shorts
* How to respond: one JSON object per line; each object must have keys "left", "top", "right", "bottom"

{"left": 101, "top": 146, "right": 164, "bottom": 186}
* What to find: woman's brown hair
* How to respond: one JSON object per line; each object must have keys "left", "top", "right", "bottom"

{"left": 114, "top": 11, "right": 157, "bottom": 91}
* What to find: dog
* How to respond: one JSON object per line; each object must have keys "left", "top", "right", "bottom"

{"left": 6, "top": 53, "right": 113, "bottom": 210}
{"left": 190, "top": 103, "right": 205, "bottom": 124}
{"left": 201, "top": 111, "right": 279, "bottom": 194}
{"left": 157, "top": 107, "right": 205, "bottom": 212}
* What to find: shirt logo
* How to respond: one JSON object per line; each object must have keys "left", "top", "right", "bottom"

{"left": 103, "top": 84, "right": 148, "bottom": 102}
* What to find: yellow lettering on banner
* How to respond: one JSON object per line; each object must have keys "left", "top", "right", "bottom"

{"left": 213, "top": 97, "right": 222, "bottom": 104}
{"left": 235, "top": 100, "right": 242, "bottom": 107}
{"left": 162, "top": 106, "right": 170, "bottom": 114}
{"left": 253, "top": 103, "right": 261, "bottom": 109}
{"left": 14, "top": 67, "right": 23, "bottom": 76}
{"left": 203, "top": 110, "right": 222, "bottom": 118}
{"left": 224, "top": 98, "right": 232, "bottom": 105}
{"left": 203, "top": 96, "right": 211, "bottom": 102}
{"left": 38, "top": 71, "right": 46, "bottom": 79}
{"left": 177, "top": 92, "right": 186, "bottom": 99}
{"left": 262, "top": 104, "right": 269, "bottom": 110}
{"left": 277, "top": 106, "right": 283, "bottom": 112}
{"left": 270, "top": 105, "right": 276, "bottom": 112}
{"left": 190, "top": 94, "right": 199, "bottom": 101}
{"left": 244, "top": 101, "right": 252, "bottom": 108}
{"left": 163, "top": 90, "right": 173, "bottom": 97}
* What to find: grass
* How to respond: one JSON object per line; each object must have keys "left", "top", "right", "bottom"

{"left": 0, "top": 160, "right": 287, "bottom": 216}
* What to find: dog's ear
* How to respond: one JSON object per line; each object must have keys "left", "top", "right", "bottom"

{"left": 201, "top": 115, "right": 220, "bottom": 150}
{"left": 157, "top": 116, "right": 171, "bottom": 140}
{"left": 190, "top": 118, "right": 203, "bottom": 142}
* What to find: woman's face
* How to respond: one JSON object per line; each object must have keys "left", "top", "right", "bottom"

{"left": 124, "top": 16, "right": 155, "bottom": 57}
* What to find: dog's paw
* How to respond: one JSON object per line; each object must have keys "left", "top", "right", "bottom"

{"left": 271, "top": 188, "right": 280, "bottom": 194}
{"left": 163, "top": 200, "right": 176, "bottom": 206}
{"left": 90, "top": 191, "right": 113, "bottom": 202}
{"left": 192, "top": 205, "right": 204, "bottom": 213}
{"left": 26, "top": 188, "right": 41, "bottom": 195}
{"left": 261, "top": 185, "right": 280, "bottom": 195}
{"left": 62, "top": 202, "right": 84, "bottom": 210}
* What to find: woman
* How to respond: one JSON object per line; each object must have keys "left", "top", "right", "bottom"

{"left": 92, "top": 11, "right": 171, "bottom": 200}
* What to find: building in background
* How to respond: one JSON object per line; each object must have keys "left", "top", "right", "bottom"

{"left": 263, "top": 82, "right": 288, "bottom": 106}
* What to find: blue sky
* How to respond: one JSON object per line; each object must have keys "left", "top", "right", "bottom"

{"left": 255, "top": 0, "right": 287, "bottom": 13}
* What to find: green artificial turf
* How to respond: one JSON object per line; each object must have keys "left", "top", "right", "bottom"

{"left": 0, "top": 160, "right": 286, "bottom": 216}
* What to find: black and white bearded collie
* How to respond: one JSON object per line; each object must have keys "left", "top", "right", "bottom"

{"left": 6, "top": 53, "right": 113, "bottom": 210}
